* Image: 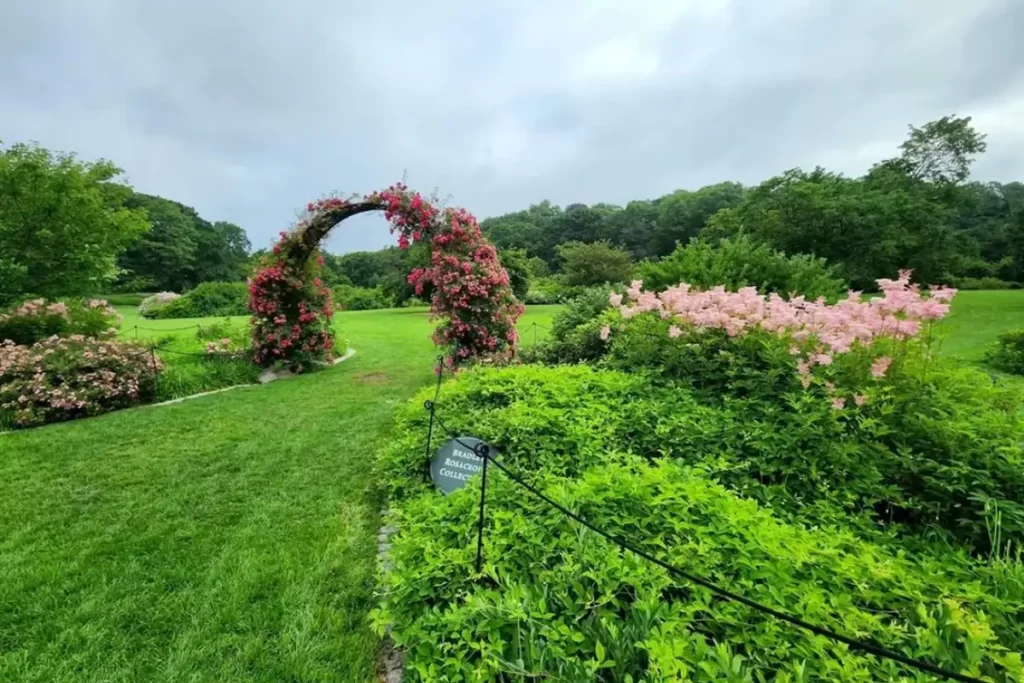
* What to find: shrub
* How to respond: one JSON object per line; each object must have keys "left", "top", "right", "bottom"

{"left": 138, "top": 292, "right": 181, "bottom": 318}
{"left": 635, "top": 235, "right": 847, "bottom": 299}
{"left": 332, "top": 284, "right": 393, "bottom": 311}
{"left": 987, "top": 329, "right": 1024, "bottom": 375}
{"left": 557, "top": 240, "right": 634, "bottom": 287}
{"left": 0, "top": 336, "right": 159, "bottom": 428}
{"left": 951, "top": 276, "right": 1022, "bottom": 290}
{"left": 526, "top": 287, "right": 617, "bottom": 364}
{"left": 378, "top": 455, "right": 1024, "bottom": 681}
{"left": 152, "top": 354, "right": 260, "bottom": 402}
{"left": 150, "top": 282, "right": 248, "bottom": 319}
{"left": 98, "top": 292, "right": 152, "bottom": 307}
{"left": 0, "top": 298, "right": 121, "bottom": 345}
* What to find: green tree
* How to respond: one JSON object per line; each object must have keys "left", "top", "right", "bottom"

{"left": 118, "top": 194, "right": 200, "bottom": 292}
{"left": 889, "top": 114, "right": 987, "bottom": 185}
{"left": 556, "top": 241, "right": 634, "bottom": 287}
{"left": 497, "top": 247, "right": 531, "bottom": 301}
{"left": 657, "top": 182, "right": 745, "bottom": 255}
{"left": 194, "top": 221, "right": 251, "bottom": 284}
{"left": 0, "top": 141, "right": 149, "bottom": 303}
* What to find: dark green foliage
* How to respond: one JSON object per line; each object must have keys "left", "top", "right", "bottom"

{"left": 636, "top": 236, "right": 847, "bottom": 299}
{"left": 149, "top": 282, "right": 249, "bottom": 319}
{"left": 97, "top": 292, "right": 152, "bottom": 306}
{"left": 0, "top": 141, "right": 149, "bottom": 304}
{"left": 117, "top": 194, "right": 250, "bottom": 292}
{"left": 379, "top": 366, "right": 1024, "bottom": 681}
{"left": 332, "top": 284, "right": 393, "bottom": 311}
{"left": 954, "top": 277, "right": 1022, "bottom": 290}
{"left": 557, "top": 241, "right": 634, "bottom": 287}
{"left": 987, "top": 329, "right": 1024, "bottom": 375}
{"left": 527, "top": 288, "right": 613, "bottom": 364}
{"left": 497, "top": 247, "right": 531, "bottom": 301}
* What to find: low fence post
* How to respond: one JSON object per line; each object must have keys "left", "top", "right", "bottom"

{"left": 475, "top": 444, "right": 490, "bottom": 574}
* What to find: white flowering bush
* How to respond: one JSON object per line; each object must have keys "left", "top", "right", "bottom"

{"left": 138, "top": 291, "right": 181, "bottom": 318}
{"left": 0, "top": 336, "right": 160, "bottom": 428}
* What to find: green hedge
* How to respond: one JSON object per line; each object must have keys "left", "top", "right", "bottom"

{"left": 148, "top": 282, "right": 248, "bottom": 319}
{"left": 636, "top": 236, "right": 847, "bottom": 300}
{"left": 378, "top": 366, "right": 1024, "bottom": 681}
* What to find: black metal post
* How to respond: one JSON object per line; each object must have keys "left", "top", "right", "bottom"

{"left": 422, "top": 356, "right": 445, "bottom": 481}
{"left": 134, "top": 325, "right": 139, "bottom": 340}
{"left": 149, "top": 343, "right": 160, "bottom": 396}
{"left": 532, "top": 322, "right": 538, "bottom": 347}
{"left": 475, "top": 444, "right": 490, "bottom": 573}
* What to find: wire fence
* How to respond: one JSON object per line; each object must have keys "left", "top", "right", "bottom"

{"left": 418, "top": 356, "right": 987, "bottom": 683}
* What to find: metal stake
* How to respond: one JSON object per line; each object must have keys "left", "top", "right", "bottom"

{"left": 475, "top": 444, "right": 490, "bottom": 574}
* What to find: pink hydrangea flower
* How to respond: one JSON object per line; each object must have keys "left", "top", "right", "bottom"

{"left": 831, "top": 397, "right": 846, "bottom": 410}
{"left": 599, "top": 326, "right": 611, "bottom": 341}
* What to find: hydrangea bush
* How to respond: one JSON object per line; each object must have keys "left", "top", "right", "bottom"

{"left": 138, "top": 292, "right": 181, "bottom": 318}
{"left": 0, "top": 336, "right": 159, "bottom": 428}
{"left": 248, "top": 185, "right": 523, "bottom": 370}
{"left": 0, "top": 298, "right": 121, "bottom": 345}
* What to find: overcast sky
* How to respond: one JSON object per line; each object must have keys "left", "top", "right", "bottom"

{"left": 3, "top": 0, "right": 1023, "bottom": 254}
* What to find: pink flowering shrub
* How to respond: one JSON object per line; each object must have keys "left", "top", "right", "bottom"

{"left": 249, "top": 184, "right": 522, "bottom": 369}
{"left": 0, "top": 298, "right": 122, "bottom": 346}
{"left": 606, "top": 270, "right": 955, "bottom": 404}
{"left": 0, "top": 336, "right": 159, "bottom": 428}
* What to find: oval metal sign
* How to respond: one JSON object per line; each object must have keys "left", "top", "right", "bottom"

{"left": 430, "top": 437, "right": 496, "bottom": 494}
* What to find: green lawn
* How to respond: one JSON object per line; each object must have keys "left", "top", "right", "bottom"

{"left": 934, "top": 289, "right": 1024, "bottom": 361}
{"left": 0, "top": 306, "right": 558, "bottom": 683}
{"left": 0, "top": 292, "right": 1021, "bottom": 682}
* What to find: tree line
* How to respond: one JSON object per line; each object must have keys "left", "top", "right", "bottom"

{"left": 0, "top": 140, "right": 252, "bottom": 306}
{"left": 3, "top": 114, "right": 1021, "bottom": 309}
{"left": 480, "top": 115, "right": 1024, "bottom": 291}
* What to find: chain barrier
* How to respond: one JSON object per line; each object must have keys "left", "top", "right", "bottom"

{"left": 423, "top": 404, "right": 987, "bottom": 683}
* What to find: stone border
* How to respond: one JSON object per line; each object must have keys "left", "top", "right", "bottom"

{"left": 377, "top": 508, "right": 404, "bottom": 683}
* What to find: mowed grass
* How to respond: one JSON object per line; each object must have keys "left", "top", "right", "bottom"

{"left": 934, "top": 290, "right": 1024, "bottom": 361}
{"left": 0, "top": 291, "right": 1019, "bottom": 682}
{"left": 0, "top": 306, "right": 559, "bottom": 683}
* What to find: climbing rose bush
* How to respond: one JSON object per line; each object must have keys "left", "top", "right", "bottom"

{"left": 249, "top": 184, "right": 522, "bottom": 369}
{"left": 0, "top": 336, "right": 160, "bottom": 428}
{"left": 249, "top": 246, "right": 335, "bottom": 368}
{"left": 605, "top": 270, "right": 955, "bottom": 401}
{"left": 0, "top": 298, "right": 121, "bottom": 346}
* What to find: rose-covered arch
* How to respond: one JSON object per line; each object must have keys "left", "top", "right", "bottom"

{"left": 247, "top": 183, "right": 524, "bottom": 370}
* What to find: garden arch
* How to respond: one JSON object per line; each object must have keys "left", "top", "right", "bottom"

{"left": 247, "top": 183, "right": 523, "bottom": 370}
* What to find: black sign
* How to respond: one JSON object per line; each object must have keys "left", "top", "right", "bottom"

{"left": 430, "top": 437, "right": 496, "bottom": 494}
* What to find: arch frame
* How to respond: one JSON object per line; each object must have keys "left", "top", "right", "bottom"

{"left": 247, "top": 184, "right": 523, "bottom": 370}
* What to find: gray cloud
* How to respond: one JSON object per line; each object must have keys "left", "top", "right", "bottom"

{"left": 2, "top": 0, "right": 1022, "bottom": 254}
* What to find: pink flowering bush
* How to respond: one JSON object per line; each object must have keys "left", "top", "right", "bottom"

{"left": 0, "top": 298, "right": 122, "bottom": 346}
{"left": 249, "top": 184, "right": 522, "bottom": 369}
{"left": 0, "top": 336, "right": 159, "bottom": 428}
{"left": 605, "top": 270, "right": 955, "bottom": 403}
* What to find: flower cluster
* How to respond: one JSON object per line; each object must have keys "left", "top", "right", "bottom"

{"left": 0, "top": 336, "right": 160, "bottom": 428}
{"left": 608, "top": 270, "right": 956, "bottom": 405}
{"left": 0, "top": 298, "right": 122, "bottom": 346}
{"left": 366, "top": 184, "right": 524, "bottom": 368}
{"left": 204, "top": 338, "right": 245, "bottom": 355}
{"left": 250, "top": 184, "right": 523, "bottom": 370}
{"left": 249, "top": 236, "right": 335, "bottom": 368}
{"left": 138, "top": 291, "right": 181, "bottom": 318}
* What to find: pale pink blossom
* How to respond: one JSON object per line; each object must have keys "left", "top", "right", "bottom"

{"left": 871, "top": 356, "right": 893, "bottom": 379}
{"left": 609, "top": 292, "right": 623, "bottom": 307}
{"left": 668, "top": 326, "right": 682, "bottom": 338}
{"left": 599, "top": 326, "right": 611, "bottom": 341}
{"left": 854, "top": 393, "right": 867, "bottom": 407}
{"left": 831, "top": 397, "right": 846, "bottom": 410}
